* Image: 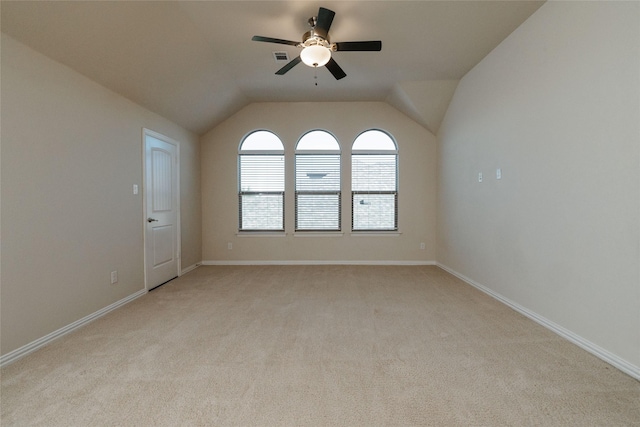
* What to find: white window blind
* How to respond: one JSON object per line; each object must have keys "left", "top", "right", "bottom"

{"left": 295, "top": 131, "right": 341, "bottom": 231}
{"left": 238, "top": 131, "right": 285, "bottom": 231}
{"left": 352, "top": 130, "right": 398, "bottom": 231}
{"left": 295, "top": 154, "right": 341, "bottom": 230}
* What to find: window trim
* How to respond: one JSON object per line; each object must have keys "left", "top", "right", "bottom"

{"left": 238, "top": 130, "right": 285, "bottom": 232}
{"left": 294, "top": 130, "right": 342, "bottom": 232}
{"left": 351, "top": 129, "right": 398, "bottom": 232}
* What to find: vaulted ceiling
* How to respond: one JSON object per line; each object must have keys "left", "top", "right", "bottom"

{"left": 1, "top": 1, "right": 544, "bottom": 135}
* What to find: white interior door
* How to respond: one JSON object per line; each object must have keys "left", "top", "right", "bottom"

{"left": 144, "top": 130, "right": 179, "bottom": 290}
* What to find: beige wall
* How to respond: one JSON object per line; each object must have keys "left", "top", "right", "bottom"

{"left": 437, "top": 2, "right": 640, "bottom": 371}
{"left": 201, "top": 102, "right": 436, "bottom": 263}
{"left": 1, "top": 35, "right": 201, "bottom": 355}
{"left": 5, "top": 0, "right": 637, "bottom": 377}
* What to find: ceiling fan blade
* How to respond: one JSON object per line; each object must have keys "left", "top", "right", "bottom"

{"left": 325, "top": 58, "right": 346, "bottom": 80}
{"left": 252, "top": 35, "right": 299, "bottom": 46}
{"left": 335, "top": 41, "right": 382, "bottom": 52}
{"left": 275, "top": 56, "right": 302, "bottom": 75}
{"left": 315, "top": 7, "right": 335, "bottom": 36}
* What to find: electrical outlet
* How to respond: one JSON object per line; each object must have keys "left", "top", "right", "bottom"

{"left": 110, "top": 271, "right": 118, "bottom": 284}
{"left": 227, "top": 242, "right": 233, "bottom": 250}
{"left": 420, "top": 242, "right": 425, "bottom": 250}
{"left": 478, "top": 172, "right": 483, "bottom": 183}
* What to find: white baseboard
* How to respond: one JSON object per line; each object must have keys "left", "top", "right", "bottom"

{"left": 0, "top": 289, "right": 147, "bottom": 368}
{"left": 180, "top": 262, "right": 201, "bottom": 275}
{"left": 201, "top": 260, "right": 436, "bottom": 266}
{"left": 436, "top": 263, "right": 640, "bottom": 381}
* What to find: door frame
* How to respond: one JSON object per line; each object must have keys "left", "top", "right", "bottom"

{"left": 142, "top": 128, "right": 181, "bottom": 290}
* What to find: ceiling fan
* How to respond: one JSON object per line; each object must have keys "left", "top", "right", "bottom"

{"left": 252, "top": 7, "right": 382, "bottom": 80}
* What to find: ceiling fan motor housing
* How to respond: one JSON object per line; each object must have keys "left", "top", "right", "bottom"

{"left": 302, "top": 30, "right": 331, "bottom": 48}
{"left": 252, "top": 7, "right": 380, "bottom": 80}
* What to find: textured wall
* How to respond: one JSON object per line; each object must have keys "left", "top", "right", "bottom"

{"left": 1, "top": 35, "right": 201, "bottom": 355}
{"left": 201, "top": 102, "right": 437, "bottom": 263}
{"left": 437, "top": 2, "right": 640, "bottom": 370}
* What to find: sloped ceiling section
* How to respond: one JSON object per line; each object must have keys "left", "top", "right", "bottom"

{"left": 386, "top": 80, "right": 460, "bottom": 135}
{"left": 1, "top": 1, "right": 544, "bottom": 135}
{"left": 0, "top": 1, "right": 250, "bottom": 134}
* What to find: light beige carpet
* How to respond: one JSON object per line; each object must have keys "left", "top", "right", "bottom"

{"left": 1, "top": 265, "right": 639, "bottom": 426}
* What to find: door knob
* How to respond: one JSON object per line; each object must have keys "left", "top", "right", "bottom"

{"left": 147, "top": 217, "right": 159, "bottom": 223}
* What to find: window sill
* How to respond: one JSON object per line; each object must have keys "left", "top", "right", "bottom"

{"left": 293, "top": 232, "right": 344, "bottom": 237}
{"left": 350, "top": 231, "right": 402, "bottom": 237}
{"left": 235, "top": 231, "right": 400, "bottom": 237}
{"left": 236, "top": 231, "right": 286, "bottom": 237}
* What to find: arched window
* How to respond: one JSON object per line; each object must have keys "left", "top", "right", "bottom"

{"left": 238, "top": 131, "right": 285, "bottom": 231}
{"left": 295, "top": 130, "right": 341, "bottom": 231}
{"left": 351, "top": 130, "right": 398, "bottom": 231}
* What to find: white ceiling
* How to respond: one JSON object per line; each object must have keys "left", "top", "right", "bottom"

{"left": 1, "top": 1, "right": 544, "bottom": 135}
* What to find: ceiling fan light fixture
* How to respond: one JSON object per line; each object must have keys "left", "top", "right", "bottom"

{"left": 300, "top": 45, "right": 331, "bottom": 67}
{"left": 252, "top": 7, "right": 381, "bottom": 79}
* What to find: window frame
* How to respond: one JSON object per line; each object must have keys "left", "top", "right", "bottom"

{"left": 294, "top": 130, "right": 342, "bottom": 232}
{"left": 238, "top": 130, "right": 285, "bottom": 232}
{"left": 351, "top": 129, "right": 398, "bottom": 232}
